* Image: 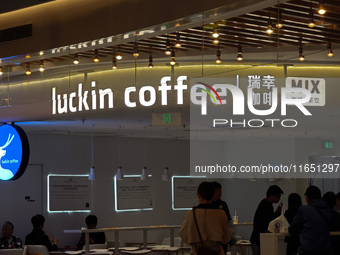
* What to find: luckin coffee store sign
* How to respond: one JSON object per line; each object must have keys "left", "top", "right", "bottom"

{"left": 0, "top": 125, "right": 30, "bottom": 181}
{"left": 51, "top": 75, "right": 325, "bottom": 124}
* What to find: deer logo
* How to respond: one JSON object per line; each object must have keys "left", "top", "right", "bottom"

{"left": 0, "top": 134, "right": 15, "bottom": 180}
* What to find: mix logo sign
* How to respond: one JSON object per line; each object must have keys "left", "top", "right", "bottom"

{"left": 190, "top": 76, "right": 325, "bottom": 128}
{"left": 0, "top": 124, "right": 30, "bottom": 181}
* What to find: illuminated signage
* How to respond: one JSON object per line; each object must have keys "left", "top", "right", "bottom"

{"left": 0, "top": 124, "right": 30, "bottom": 181}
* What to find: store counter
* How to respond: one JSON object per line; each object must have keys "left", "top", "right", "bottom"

{"left": 260, "top": 232, "right": 340, "bottom": 255}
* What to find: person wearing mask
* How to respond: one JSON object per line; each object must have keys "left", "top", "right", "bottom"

{"left": 76, "top": 215, "right": 106, "bottom": 250}
{"left": 289, "top": 186, "right": 331, "bottom": 255}
{"left": 179, "top": 182, "right": 232, "bottom": 255}
{"left": 0, "top": 222, "right": 22, "bottom": 249}
{"left": 250, "top": 185, "right": 284, "bottom": 255}
{"left": 25, "top": 214, "right": 58, "bottom": 251}
{"left": 284, "top": 193, "right": 302, "bottom": 255}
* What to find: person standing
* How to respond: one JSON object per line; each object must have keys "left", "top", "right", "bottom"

{"left": 250, "top": 185, "right": 284, "bottom": 255}
{"left": 289, "top": 186, "right": 331, "bottom": 255}
{"left": 212, "top": 181, "right": 232, "bottom": 222}
{"left": 0, "top": 222, "right": 22, "bottom": 249}
{"left": 179, "top": 182, "right": 232, "bottom": 255}
{"left": 25, "top": 214, "right": 58, "bottom": 251}
{"left": 284, "top": 193, "right": 302, "bottom": 255}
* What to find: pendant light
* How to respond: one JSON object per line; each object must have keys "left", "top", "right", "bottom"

{"left": 308, "top": 0, "right": 315, "bottom": 28}
{"left": 175, "top": 32, "right": 181, "bottom": 48}
{"left": 116, "top": 166, "right": 123, "bottom": 180}
{"left": 298, "top": 38, "right": 305, "bottom": 61}
{"left": 0, "top": 67, "right": 3, "bottom": 76}
{"left": 165, "top": 36, "right": 171, "bottom": 55}
{"left": 276, "top": 6, "right": 283, "bottom": 28}
{"left": 39, "top": 60, "right": 44, "bottom": 72}
{"left": 318, "top": 0, "right": 326, "bottom": 15}
{"left": 236, "top": 43, "right": 243, "bottom": 61}
{"left": 133, "top": 40, "right": 139, "bottom": 58}
{"left": 25, "top": 63, "right": 31, "bottom": 75}
{"left": 266, "top": 12, "right": 274, "bottom": 34}
{"left": 93, "top": 49, "right": 100, "bottom": 63}
{"left": 216, "top": 46, "right": 221, "bottom": 64}
{"left": 162, "top": 167, "right": 170, "bottom": 181}
{"left": 170, "top": 48, "right": 176, "bottom": 65}
{"left": 73, "top": 53, "right": 79, "bottom": 64}
{"left": 148, "top": 53, "right": 153, "bottom": 68}
{"left": 88, "top": 124, "right": 95, "bottom": 180}
{"left": 141, "top": 167, "right": 148, "bottom": 180}
{"left": 327, "top": 41, "right": 334, "bottom": 57}
{"left": 116, "top": 47, "right": 123, "bottom": 60}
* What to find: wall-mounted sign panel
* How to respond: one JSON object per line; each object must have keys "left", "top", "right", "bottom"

{"left": 0, "top": 124, "right": 29, "bottom": 181}
{"left": 172, "top": 176, "right": 206, "bottom": 210}
{"left": 114, "top": 175, "right": 153, "bottom": 212}
{"left": 48, "top": 175, "right": 91, "bottom": 213}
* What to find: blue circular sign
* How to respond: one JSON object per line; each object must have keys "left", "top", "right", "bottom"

{"left": 0, "top": 124, "right": 30, "bottom": 181}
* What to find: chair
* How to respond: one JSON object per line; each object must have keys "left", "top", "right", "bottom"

{"left": 25, "top": 245, "right": 49, "bottom": 255}
{"left": 119, "top": 250, "right": 151, "bottom": 255}
{"left": 0, "top": 249, "right": 23, "bottom": 255}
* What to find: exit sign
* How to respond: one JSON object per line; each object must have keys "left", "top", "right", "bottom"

{"left": 324, "top": 141, "right": 333, "bottom": 149}
{"left": 152, "top": 112, "right": 182, "bottom": 126}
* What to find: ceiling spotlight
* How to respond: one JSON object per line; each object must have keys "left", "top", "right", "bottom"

{"left": 237, "top": 43, "right": 243, "bottom": 61}
{"left": 165, "top": 36, "right": 171, "bottom": 55}
{"left": 25, "top": 63, "right": 31, "bottom": 75}
{"left": 308, "top": 1, "right": 315, "bottom": 27}
{"left": 318, "top": 0, "right": 326, "bottom": 15}
{"left": 299, "top": 38, "right": 305, "bottom": 61}
{"left": 170, "top": 49, "right": 176, "bottom": 65}
{"left": 212, "top": 26, "right": 220, "bottom": 38}
{"left": 148, "top": 53, "right": 153, "bottom": 68}
{"left": 116, "top": 47, "right": 122, "bottom": 60}
{"left": 175, "top": 32, "right": 181, "bottom": 48}
{"left": 73, "top": 53, "right": 79, "bottom": 64}
{"left": 216, "top": 47, "right": 221, "bottom": 64}
{"left": 327, "top": 41, "right": 334, "bottom": 57}
{"left": 0, "top": 67, "right": 3, "bottom": 76}
{"left": 112, "top": 54, "right": 117, "bottom": 69}
{"left": 133, "top": 41, "right": 139, "bottom": 58}
{"left": 93, "top": 49, "right": 100, "bottom": 63}
{"left": 39, "top": 60, "right": 44, "bottom": 72}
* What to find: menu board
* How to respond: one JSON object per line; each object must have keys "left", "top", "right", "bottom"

{"left": 48, "top": 175, "right": 91, "bottom": 212}
{"left": 115, "top": 175, "right": 153, "bottom": 211}
{"left": 172, "top": 176, "right": 206, "bottom": 210}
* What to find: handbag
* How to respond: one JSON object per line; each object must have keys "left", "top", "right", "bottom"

{"left": 192, "top": 207, "right": 220, "bottom": 255}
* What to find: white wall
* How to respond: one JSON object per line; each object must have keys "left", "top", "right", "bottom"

{"left": 1, "top": 133, "right": 339, "bottom": 247}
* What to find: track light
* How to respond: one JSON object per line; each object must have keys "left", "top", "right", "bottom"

{"left": 175, "top": 32, "right": 181, "bottom": 48}
{"left": 148, "top": 53, "right": 153, "bottom": 68}
{"left": 116, "top": 47, "right": 122, "bottom": 60}
{"left": 299, "top": 39, "right": 305, "bottom": 61}
{"left": 165, "top": 36, "right": 171, "bottom": 55}
{"left": 327, "top": 41, "right": 334, "bottom": 57}
{"left": 170, "top": 49, "right": 176, "bottom": 65}
{"left": 93, "top": 49, "right": 99, "bottom": 63}
{"left": 25, "top": 63, "right": 31, "bottom": 75}
{"left": 216, "top": 47, "right": 221, "bottom": 64}
{"left": 318, "top": 0, "right": 326, "bottom": 15}
{"left": 237, "top": 43, "right": 243, "bottom": 61}
{"left": 308, "top": 1, "right": 315, "bottom": 28}
{"left": 276, "top": 8, "right": 283, "bottom": 28}
{"left": 112, "top": 54, "right": 117, "bottom": 69}
{"left": 133, "top": 41, "right": 139, "bottom": 58}
{"left": 266, "top": 12, "right": 274, "bottom": 34}
{"left": 0, "top": 67, "right": 3, "bottom": 76}
{"left": 39, "top": 60, "right": 44, "bottom": 72}
{"left": 73, "top": 53, "right": 79, "bottom": 64}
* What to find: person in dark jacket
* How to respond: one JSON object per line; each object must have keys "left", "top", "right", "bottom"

{"left": 76, "top": 215, "right": 106, "bottom": 250}
{"left": 289, "top": 186, "right": 331, "bottom": 255}
{"left": 284, "top": 193, "right": 302, "bottom": 255}
{"left": 322, "top": 191, "right": 340, "bottom": 254}
{"left": 25, "top": 214, "right": 58, "bottom": 251}
{"left": 250, "top": 185, "right": 284, "bottom": 255}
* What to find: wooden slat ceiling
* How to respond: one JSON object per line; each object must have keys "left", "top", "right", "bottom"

{"left": 16, "top": 0, "right": 340, "bottom": 69}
